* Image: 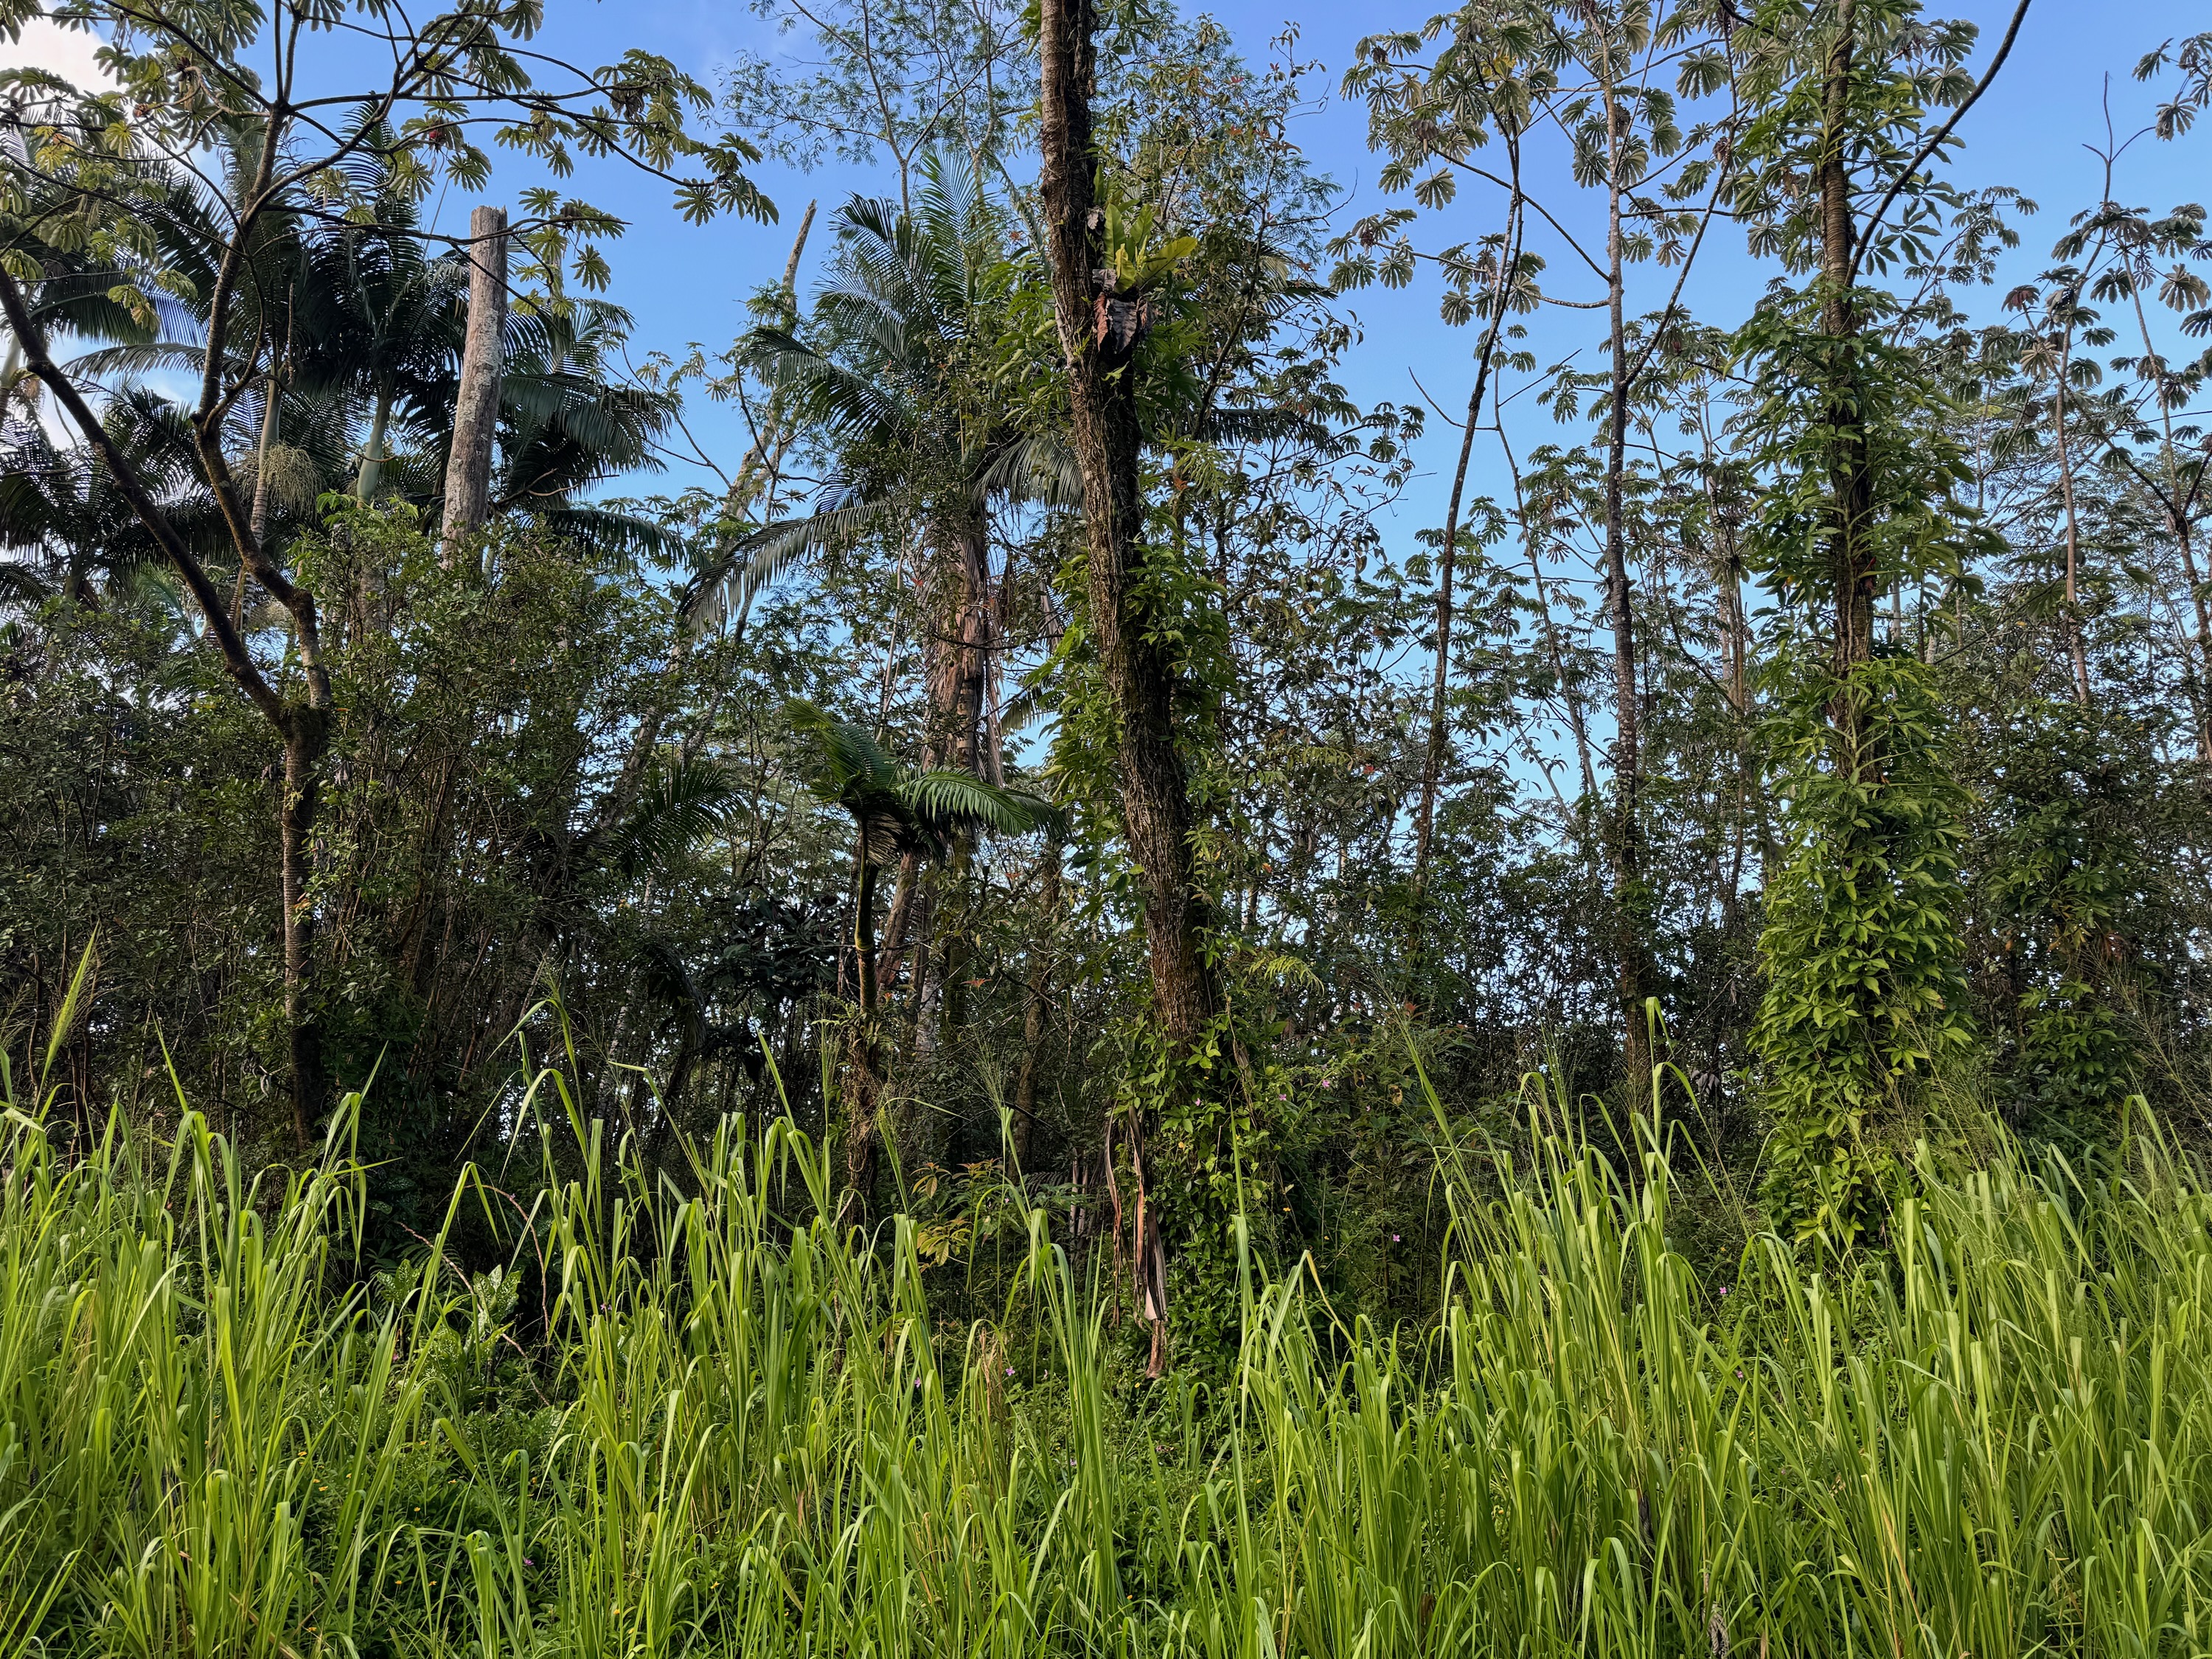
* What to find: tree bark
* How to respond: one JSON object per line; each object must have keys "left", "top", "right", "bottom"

{"left": 1410, "top": 193, "right": 1520, "bottom": 963}
{"left": 1040, "top": 0, "right": 1217, "bottom": 1378}
{"left": 1596, "top": 67, "right": 1657, "bottom": 1086}
{"left": 1038, "top": 0, "right": 1218, "bottom": 1046}
{"left": 442, "top": 204, "right": 509, "bottom": 556}
{"left": 1818, "top": 0, "right": 1876, "bottom": 700}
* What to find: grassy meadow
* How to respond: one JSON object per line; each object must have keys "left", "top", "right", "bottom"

{"left": 4, "top": 1035, "right": 2211, "bottom": 1659}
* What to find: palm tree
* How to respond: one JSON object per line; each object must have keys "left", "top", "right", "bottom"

{"left": 782, "top": 698, "right": 1056, "bottom": 1203}
{"left": 702, "top": 153, "right": 1078, "bottom": 1022}
{"left": 710, "top": 152, "right": 1078, "bottom": 767}
{"left": 480, "top": 298, "right": 683, "bottom": 562}
{"left": 0, "top": 386, "right": 230, "bottom": 608}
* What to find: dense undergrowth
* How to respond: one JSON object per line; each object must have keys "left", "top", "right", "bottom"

{"left": 4, "top": 1037, "right": 2212, "bottom": 1659}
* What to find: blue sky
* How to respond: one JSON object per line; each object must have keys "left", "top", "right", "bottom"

{"left": 473, "top": 0, "right": 2209, "bottom": 543}
{"left": 13, "top": 0, "right": 2206, "bottom": 541}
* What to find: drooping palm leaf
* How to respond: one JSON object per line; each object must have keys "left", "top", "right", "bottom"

{"left": 601, "top": 757, "right": 744, "bottom": 877}
{"left": 897, "top": 771, "right": 1062, "bottom": 839}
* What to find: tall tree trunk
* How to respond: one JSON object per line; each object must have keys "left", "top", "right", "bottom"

{"left": 1038, "top": 0, "right": 1217, "bottom": 1045}
{"left": 1597, "top": 73, "right": 1656, "bottom": 1086}
{"left": 1409, "top": 192, "right": 1519, "bottom": 966}
{"left": 1818, "top": 0, "right": 1875, "bottom": 700}
{"left": 1040, "top": 0, "right": 1217, "bottom": 1378}
{"left": 442, "top": 204, "right": 508, "bottom": 557}
{"left": 2050, "top": 326, "right": 2092, "bottom": 704}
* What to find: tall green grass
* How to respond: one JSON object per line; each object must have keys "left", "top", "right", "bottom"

{"left": 4, "top": 1046, "right": 2211, "bottom": 1655}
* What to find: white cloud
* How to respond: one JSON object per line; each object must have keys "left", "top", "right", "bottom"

{"left": 4, "top": 21, "right": 123, "bottom": 444}
{"left": 7, "top": 16, "right": 116, "bottom": 89}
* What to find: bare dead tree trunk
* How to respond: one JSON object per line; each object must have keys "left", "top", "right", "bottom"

{"left": 442, "top": 204, "right": 508, "bottom": 557}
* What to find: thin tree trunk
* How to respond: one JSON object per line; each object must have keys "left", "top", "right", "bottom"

{"left": 845, "top": 835, "right": 883, "bottom": 1207}
{"left": 1409, "top": 192, "right": 1520, "bottom": 959}
{"left": 1818, "top": 0, "right": 1875, "bottom": 698}
{"left": 1597, "top": 69, "right": 1655, "bottom": 1085}
{"left": 237, "top": 365, "right": 282, "bottom": 629}
{"left": 2050, "top": 325, "right": 2092, "bottom": 703}
{"left": 1012, "top": 835, "right": 1062, "bottom": 1173}
{"left": 442, "top": 204, "right": 508, "bottom": 556}
{"left": 728, "top": 200, "right": 818, "bottom": 517}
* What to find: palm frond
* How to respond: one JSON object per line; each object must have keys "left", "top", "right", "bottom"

{"left": 784, "top": 698, "right": 901, "bottom": 800}
{"left": 66, "top": 341, "right": 211, "bottom": 380}
{"left": 975, "top": 433, "right": 1085, "bottom": 509}
{"left": 684, "top": 491, "right": 889, "bottom": 633}
{"left": 897, "top": 771, "right": 1061, "bottom": 838}
{"left": 602, "top": 758, "right": 742, "bottom": 877}
{"left": 534, "top": 504, "right": 689, "bottom": 569}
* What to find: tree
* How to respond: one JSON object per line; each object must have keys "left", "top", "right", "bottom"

{"left": 1037, "top": 0, "right": 1218, "bottom": 1050}
{"left": 1341, "top": 0, "right": 1739, "bottom": 1076}
{"left": 1730, "top": 0, "right": 2020, "bottom": 1235}
{"left": 0, "top": 0, "right": 768, "bottom": 1142}
{"left": 782, "top": 698, "right": 1054, "bottom": 1203}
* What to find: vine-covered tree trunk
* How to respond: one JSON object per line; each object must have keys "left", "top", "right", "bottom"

{"left": 1818, "top": 0, "right": 1876, "bottom": 703}
{"left": 1040, "top": 0, "right": 1219, "bottom": 1377}
{"left": 1037, "top": 0, "right": 1217, "bottom": 1047}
